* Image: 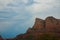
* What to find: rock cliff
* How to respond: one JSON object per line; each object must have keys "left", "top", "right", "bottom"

{"left": 45, "top": 16, "right": 60, "bottom": 32}
{"left": 15, "top": 16, "right": 60, "bottom": 40}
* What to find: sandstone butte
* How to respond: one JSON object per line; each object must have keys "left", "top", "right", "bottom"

{"left": 0, "top": 16, "right": 60, "bottom": 40}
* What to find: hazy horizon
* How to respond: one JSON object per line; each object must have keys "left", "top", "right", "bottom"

{"left": 0, "top": 0, "right": 60, "bottom": 38}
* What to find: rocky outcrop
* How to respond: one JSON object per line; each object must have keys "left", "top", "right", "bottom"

{"left": 33, "top": 18, "right": 45, "bottom": 29}
{"left": 27, "top": 16, "right": 60, "bottom": 33}
{"left": 26, "top": 18, "right": 45, "bottom": 33}
{"left": 15, "top": 16, "right": 60, "bottom": 40}
{"left": 45, "top": 16, "right": 60, "bottom": 32}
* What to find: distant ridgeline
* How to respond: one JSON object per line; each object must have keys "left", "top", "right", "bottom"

{"left": 1, "top": 16, "right": 60, "bottom": 40}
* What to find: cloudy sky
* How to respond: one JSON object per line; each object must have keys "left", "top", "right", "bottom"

{"left": 0, "top": 0, "right": 60, "bottom": 38}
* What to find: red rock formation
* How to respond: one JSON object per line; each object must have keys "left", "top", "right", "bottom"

{"left": 23, "top": 16, "right": 60, "bottom": 38}
{"left": 15, "top": 16, "right": 60, "bottom": 39}
{"left": 45, "top": 16, "right": 60, "bottom": 32}
{"left": 33, "top": 18, "right": 45, "bottom": 30}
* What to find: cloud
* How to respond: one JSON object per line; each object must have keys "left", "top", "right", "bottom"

{"left": 0, "top": 0, "right": 14, "bottom": 9}
{"left": 2, "top": 0, "right": 59, "bottom": 14}
{"left": 5, "top": 0, "right": 57, "bottom": 15}
{"left": 25, "top": 0, "right": 58, "bottom": 13}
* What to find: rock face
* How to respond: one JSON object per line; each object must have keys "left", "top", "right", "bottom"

{"left": 15, "top": 16, "right": 60, "bottom": 40}
{"left": 26, "top": 16, "right": 60, "bottom": 33}
{"left": 33, "top": 18, "right": 45, "bottom": 30}
{"left": 45, "top": 16, "right": 60, "bottom": 32}
{"left": 26, "top": 18, "right": 45, "bottom": 33}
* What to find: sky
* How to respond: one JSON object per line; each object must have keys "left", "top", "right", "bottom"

{"left": 0, "top": 0, "right": 60, "bottom": 38}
